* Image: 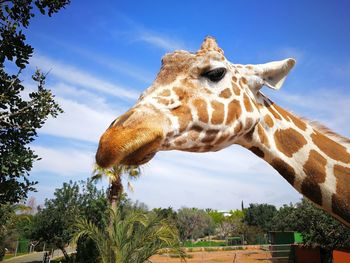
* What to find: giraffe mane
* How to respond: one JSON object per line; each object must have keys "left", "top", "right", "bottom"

{"left": 306, "top": 119, "right": 350, "bottom": 147}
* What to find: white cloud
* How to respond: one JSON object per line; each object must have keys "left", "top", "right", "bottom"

{"left": 34, "top": 35, "right": 155, "bottom": 84}
{"left": 40, "top": 95, "right": 118, "bottom": 143}
{"left": 111, "top": 16, "right": 190, "bottom": 52}
{"left": 30, "top": 55, "right": 139, "bottom": 100}
{"left": 32, "top": 145, "right": 95, "bottom": 176}
{"left": 135, "top": 30, "right": 188, "bottom": 51}
{"left": 127, "top": 148, "right": 302, "bottom": 210}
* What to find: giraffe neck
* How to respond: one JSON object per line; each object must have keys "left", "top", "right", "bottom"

{"left": 238, "top": 95, "right": 350, "bottom": 227}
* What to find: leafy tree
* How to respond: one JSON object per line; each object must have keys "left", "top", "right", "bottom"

{"left": 0, "top": 0, "right": 70, "bottom": 204}
{"left": 270, "top": 203, "right": 298, "bottom": 231}
{"left": 0, "top": 203, "right": 31, "bottom": 260}
{"left": 208, "top": 210, "right": 225, "bottom": 225}
{"left": 244, "top": 203, "right": 277, "bottom": 232}
{"left": 30, "top": 180, "right": 109, "bottom": 262}
{"left": 177, "top": 208, "right": 215, "bottom": 241}
{"left": 72, "top": 208, "right": 185, "bottom": 263}
{"left": 293, "top": 199, "right": 350, "bottom": 262}
{"left": 152, "top": 207, "right": 177, "bottom": 222}
{"left": 215, "top": 210, "right": 245, "bottom": 239}
{"left": 30, "top": 181, "right": 80, "bottom": 261}
{"left": 75, "top": 180, "right": 109, "bottom": 263}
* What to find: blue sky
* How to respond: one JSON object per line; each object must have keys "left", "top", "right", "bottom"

{"left": 23, "top": 0, "right": 350, "bottom": 209}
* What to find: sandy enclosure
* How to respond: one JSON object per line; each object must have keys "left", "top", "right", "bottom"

{"left": 150, "top": 249, "right": 286, "bottom": 263}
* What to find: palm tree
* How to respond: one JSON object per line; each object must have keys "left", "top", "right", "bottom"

{"left": 72, "top": 208, "right": 185, "bottom": 263}
{"left": 92, "top": 165, "right": 141, "bottom": 211}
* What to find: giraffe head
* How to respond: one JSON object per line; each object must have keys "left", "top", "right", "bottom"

{"left": 96, "top": 37, "right": 295, "bottom": 168}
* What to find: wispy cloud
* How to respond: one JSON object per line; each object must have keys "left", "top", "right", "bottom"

{"left": 110, "top": 15, "right": 190, "bottom": 52}
{"left": 40, "top": 94, "right": 118, "bottom": 143}
{"left": 30, "top": 55, "right": 139, "bottom": 101}
{"left": 32, "top": 145, "right": 95, "bottom": 176}
{"left": 128, "top": 149, "right": 302, "bottom": 209}
{"left": 135, "top": 30, "right": 188, "bottom": 51}
{"left": 33, "top": 34, "right": 155, "bottom": 84}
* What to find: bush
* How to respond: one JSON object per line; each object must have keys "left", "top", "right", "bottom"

{"left": 76, "top": 237, "right": 99, "bottom": 263}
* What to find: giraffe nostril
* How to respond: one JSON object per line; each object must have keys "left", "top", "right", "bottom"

{"left": 111, "top": 110, "right": 135, "bottom": 127}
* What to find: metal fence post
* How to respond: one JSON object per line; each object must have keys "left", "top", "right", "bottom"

{"left": 14, "top": 240, "right": 19, "bottom": 257}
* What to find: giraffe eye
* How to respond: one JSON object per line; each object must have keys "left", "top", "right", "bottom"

{"left": 202, "top": 67, "right": 227, "bottom": 82}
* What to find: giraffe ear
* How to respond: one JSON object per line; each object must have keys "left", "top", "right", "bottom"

{"left": 255, "top": 58, "right": 296, "bottom": 90}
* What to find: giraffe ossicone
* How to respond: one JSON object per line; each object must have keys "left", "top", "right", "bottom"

{"left": 96, "top": 36, "right": 350, "bottom": 228}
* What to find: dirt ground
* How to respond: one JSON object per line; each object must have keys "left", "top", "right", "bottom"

{"left": 150, "top": 249, "right": 287, "bottom": 263}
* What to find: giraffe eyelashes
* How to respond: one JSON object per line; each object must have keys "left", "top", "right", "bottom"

{"left": 201, "top": 67, "right": 227, "bottom": 82}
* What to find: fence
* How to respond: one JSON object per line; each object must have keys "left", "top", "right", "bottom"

{"left": 4, "top": 239, "right": 46, "bottom": 257}
{"left": 149, "top": 245, "right": 293, "bottom": 263}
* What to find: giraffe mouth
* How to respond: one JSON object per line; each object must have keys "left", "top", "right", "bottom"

{"left": 120, "top": 142, "right": 158, "bottom": 166}
{"left": 95, "top": 126, "right": 163, "bottom": 168}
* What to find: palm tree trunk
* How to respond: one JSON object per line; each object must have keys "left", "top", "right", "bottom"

{"left": 109, "top": 176, "right": 123, "bottom": 212}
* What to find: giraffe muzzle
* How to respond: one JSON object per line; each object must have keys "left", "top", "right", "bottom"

{"left": 95, "top": 110, "right": 165, "bottom": 168}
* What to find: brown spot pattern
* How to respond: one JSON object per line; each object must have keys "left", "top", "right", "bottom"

{"left": 226, "top": 100, "right": 241, "bottom": 125}
{"left": 274, "top": 128, "right": 307, "bottom": 158}
{"left": 171, "top": 105, "right": 192, "bottom": 132}
{"left": 159, "top": 89, "right": 171, "bottom": 97}
{"left": 332, "top": 165, "right": 350, "bottom": 222}
{"left": 215, "top": 133, "right": 230, "bottom": 145}
{"left": 192, "top": 124, "right": 204, "bottom": 132}
{"left": 211, "top": 101, "right": 224, "bottom": 124}
{"left": 264, "top": 115, "right": 274, "bottom": 128}
{"left": 156, "top": 98, "right": 170, "bottom": 106}
{"left": 311, "top": 131, "right": 350, "bottom": 163}
{"left": 188, "top": 130, "right": 200, "bottom": 141}
{"left": 193, "top": 99, "right": 209, "bottom": 123}
{"left": 240, "top": 77, "right": 248, "bottom": 85}
{"left": 156, "top": 52, "right": 195, "bottom": 85}
{"left": 201, "top": 129, "right": 219, "bottom": 143}
{"left": 269, "top": 158, "right": 296, "bottom": 185}
{"left": 244, "top": 128, "right": 255, "bottom": 142}
{"left": 267, "top": 106, "right": 282, "bottom": 120}
{"left": 243, "top": 94, "right": 253, "bottom": 112}
{"left": 232, "top": 76, "right": 237, "bottom": 82}
{"left": 234, "top": 122, "right": 243, "bottom": 134}
{"left": 301, "top": 180, "right": 323, "bottom": 206}
{"left": 219, "top": 88, "right": 232, "bottom": 99}
{"left": 175, "top": 138, "right": 187, "bottom": 146}
{"left": 245, "top": 118, "right": 254, "bottom": 129}
{"left": 257, "top": 124, "right": 270, "bottom": 147}
{"left": 303, "top": 150, "right": 327, "bottom": 183}
{"left": 173, "top": 87, "right": 187, "bottom": 101}
{"left": 250, "top": 146, "right": 264, "bottom": 158}
{"left": 232, "top": 83, "right": 241, "bottom": 96}
{"left": 274, "top": 104, "right": 307, "bottom": 131}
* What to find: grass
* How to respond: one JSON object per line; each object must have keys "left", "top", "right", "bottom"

{"left": 183, "top": 240, "right": 227, "bottom": 247}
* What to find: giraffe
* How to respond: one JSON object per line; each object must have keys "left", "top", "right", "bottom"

{"left": 96, "top": 37, "right": 350, "bottom": 228}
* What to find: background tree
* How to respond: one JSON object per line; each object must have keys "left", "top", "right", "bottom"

{"left": 0, "top": 0, "right": 70, "bottom": 205}
{"left": 0, "top": 203, "right": 32, "bottom": 260}
{"left": 215, "top": 210, "right": 245, "bottom": 240}
{"left": 177, "top": 208, "right": 214, "bottom": 241}
{"left": 270, "top": 203, "right": 298, "bottom": 231}
{"left": 293, "top": 199, "right": 350, "bottom": 261}
{"left": 30, "top": 180, "right": 109, "bottom": 262}
{"left": 208, "top": 210, "right": 226, "bottom": 225}
{"left": 244, "top": 203, "right": 277, "bottom": 232}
